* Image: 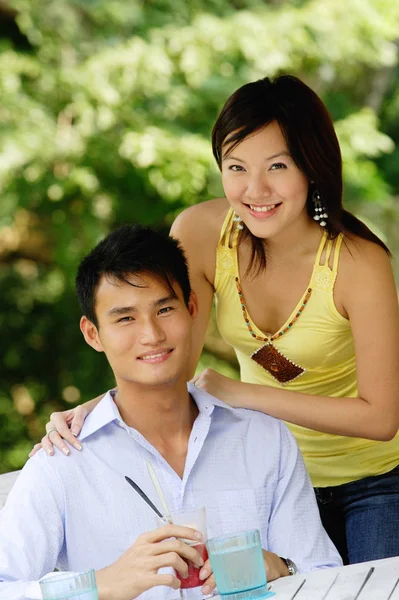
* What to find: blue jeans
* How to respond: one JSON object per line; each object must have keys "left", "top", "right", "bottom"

{"left": 314, "top": 463, "right": 399, "bottom": 565}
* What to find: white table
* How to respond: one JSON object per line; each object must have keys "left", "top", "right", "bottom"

{"left": 212, "top": 556, "right": 399, "bottom": 600}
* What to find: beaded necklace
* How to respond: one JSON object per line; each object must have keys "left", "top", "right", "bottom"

{"left": 235, "top": 277, "right": 312, "bottom": 384}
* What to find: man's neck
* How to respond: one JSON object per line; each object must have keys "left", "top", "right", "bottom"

{"left": 113, "top": 379, "right": 198, "bottom": 477}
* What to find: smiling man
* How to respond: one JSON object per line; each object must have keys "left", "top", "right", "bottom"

{"left": 0, "top": 225, "right": 341, "bottom": 600}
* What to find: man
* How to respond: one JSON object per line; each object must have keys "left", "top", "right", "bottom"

{"left": 0, "top": 225, "right": 341, "bottom": 600}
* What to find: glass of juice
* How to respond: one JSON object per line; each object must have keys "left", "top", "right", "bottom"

{"left": 39, "top": 569, "right": 99, "bottom": 600}
{"left": 206, "top": 529, "right": 275, "bottom": 600}
{"left": 162, "top": 506, "right": 208, "bottom": 593}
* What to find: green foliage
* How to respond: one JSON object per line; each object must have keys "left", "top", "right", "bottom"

{"left": 1, "top": 0, "right": 399, "bottom": 472}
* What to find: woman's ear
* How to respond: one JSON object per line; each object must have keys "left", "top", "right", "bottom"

{"left": 80, "top": 316, "right": 104, "bottom": 353}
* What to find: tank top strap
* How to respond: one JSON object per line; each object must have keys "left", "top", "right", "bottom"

{"left": 332, "top": 233, "right": 344, "bottom": 273}
{"left": 322, "top": 240, "right": 334, "bottom": 267}
{"left": 315, "top": 231, "right": 329, "bottom": 266}
{"left": 215, "top": 207, "right": 239, "bottom": 279}
{"left": 218, "top": 207, "right": 240, "bottom": 248}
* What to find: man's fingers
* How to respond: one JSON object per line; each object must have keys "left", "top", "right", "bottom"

{"left": 201, "top": 573, "right": 216, "bottom": 595}
{"left": 28, "top": 443, "right": 43, "bottom": 457}
{"left": 141, "top": 524, "right": 202, "bottom": 545}
{"left": 155, "top": 552, "right": 189, "bottom": 578}
{"left": 199, "top": 557, "right": 212, "bottom": 580}
{"left": 70, "top": 405, "right": 87, "bottom": 437}
{"left": 48, "top": 414, "right": 82, "bottom": 451}
{"left": 154, "top": 539, "right": 204, "bottom": 567}
{"left": 152, "top": 573, "right": 181, "bottom": 590}
{"left": 199, "top": 557, "right": 215, "bottom": 593}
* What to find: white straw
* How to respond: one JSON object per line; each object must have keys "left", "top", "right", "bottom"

{"left": 146, "top": 461, "right": 173, "bottom": 523}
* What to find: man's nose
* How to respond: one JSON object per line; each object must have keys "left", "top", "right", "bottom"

{"left": 139, "top": 319, "right": 167, "bottom": 345}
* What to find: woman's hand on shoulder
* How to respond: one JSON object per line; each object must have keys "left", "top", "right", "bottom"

{"left": 29, "top": 395, "right": 104, "bottom": 457}
{"left": 192, "top": 369, "right": 246, "bottom": 407}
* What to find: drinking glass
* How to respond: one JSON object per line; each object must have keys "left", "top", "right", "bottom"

{"left": 39, "top": 569, "right": 99, "bottom": 600}
{"left": 206, "top": 530, "right": 275, "bottom": 600}
{"left": 163, "top": 506, "right": 208, "bottom": 592}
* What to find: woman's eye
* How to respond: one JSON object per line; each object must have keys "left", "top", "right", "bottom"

{"left": 229, "top": 164, "right": 244, "bottom": 172}
{"left": 269, "top": 163, "right": 286, "bottom": 170}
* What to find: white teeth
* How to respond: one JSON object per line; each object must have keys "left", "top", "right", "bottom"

{"left": 140, "top": 351, "right": 168, "bottom": 360}
{"left": 249, "top": 204, "right": 276, "bottom": 212}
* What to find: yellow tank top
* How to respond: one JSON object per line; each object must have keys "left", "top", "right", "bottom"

{"left": 215, "top": 208, "right": 399, "bottom": 487}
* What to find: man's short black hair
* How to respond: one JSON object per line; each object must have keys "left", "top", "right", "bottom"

{"left": 76, "top": 224, "right": 191, "bottom": 327}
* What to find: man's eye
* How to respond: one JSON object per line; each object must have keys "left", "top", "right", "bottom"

{"left": 118, "top": 316, "right": 133, "bottom": 323}
{"left": 270, "top": 163, "right": 286, "bottom": 170}
{"left": 159, "top": 307, "right": 173, "bottom": 314}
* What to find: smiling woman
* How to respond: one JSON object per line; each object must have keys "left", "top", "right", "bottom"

{"left": 33, "top": 75, "right": 399, "bottom": 567}
{"left": 166, "top": 76, "right": 399, "bottom": 566}
{"left": 220, "top": 123, "right": 310, "bottom": 243}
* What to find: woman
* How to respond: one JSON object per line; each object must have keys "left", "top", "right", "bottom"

{"left": 33, "top": 75, "right": 399, "bottom": 565}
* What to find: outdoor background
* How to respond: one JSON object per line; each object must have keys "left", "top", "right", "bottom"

{"left": 1, "top": 0, "right": 399, "bottom": 473}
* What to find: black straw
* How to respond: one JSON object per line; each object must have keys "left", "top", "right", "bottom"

{"left": 125, "top": 476, "right": 163, "bottom": 518}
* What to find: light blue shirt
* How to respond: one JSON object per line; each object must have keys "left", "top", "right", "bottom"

{"left": 0, "top": 384, "right": 342, "bottom": 599}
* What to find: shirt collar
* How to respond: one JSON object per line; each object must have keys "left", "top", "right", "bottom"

{"left": 187, "top": 382, "right": 235, "bottom": 415}
{"left": 78, "top": 383, "right": 234, "bottom": 442}
{"left": 79, "top": 390, "right": 122, "bottom": 441}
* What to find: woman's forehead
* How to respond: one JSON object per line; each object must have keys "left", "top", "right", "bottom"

{"left": 222, "top": 122, "right": 287, "bottom": 158}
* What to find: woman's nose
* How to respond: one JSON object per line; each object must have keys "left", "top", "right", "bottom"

{"left": 245, "top": 174, "right": 271, "bottom": 200}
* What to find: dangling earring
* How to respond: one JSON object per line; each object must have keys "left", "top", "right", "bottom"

{"left": 312, "top": 189, "right": 328, "bottom": 227}
{"left": 233, "top": 211, "right": 244, "bottom": 230}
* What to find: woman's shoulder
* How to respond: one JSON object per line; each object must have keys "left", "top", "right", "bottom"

{"left": 337, "top": 233, "right": 395, "bottom": 302}
{"left": 170, "top": 198, "right": 230, "bottom": 243}
{"left": 170, "top": 198, "right": 230, "bottom": 282}
{"left": 340, "top": 234, "right": 392, "bottom": 275}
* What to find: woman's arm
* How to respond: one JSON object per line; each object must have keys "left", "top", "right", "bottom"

{"left": 170, "top": 200, "right": 225, "bottom": 378}
{"left": 193, "top": 241, "right": 399, "bottom": 441}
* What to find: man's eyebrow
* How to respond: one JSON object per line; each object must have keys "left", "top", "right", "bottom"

{"left": 152, "top": 294, "right": 178, "bottom": 307}
{"left": 222, "top": 151, "right": 291, "bottom": 162}
{"left": 106, "top": 295, "right": 178, "bottom": 317}
{"left": 107, "top": 306, "right": 137, "bottom": 317}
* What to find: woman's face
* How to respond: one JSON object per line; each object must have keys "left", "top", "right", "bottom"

{"left": 221, "top": 121, "right": 312, "bottom": 240}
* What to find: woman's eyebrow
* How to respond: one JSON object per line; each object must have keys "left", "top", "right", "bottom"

{"left": 265, "top": 151, "right": 291, "bottom": 160}
{"left": 222, "top": 150, "right": 291, "bottom": 162}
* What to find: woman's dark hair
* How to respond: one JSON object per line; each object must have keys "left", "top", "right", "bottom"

{"left": 76, "top": 224, "right": 191, "bottom": 327}
{"left": 212, "top": 75, "right": 390, "bottom": 273}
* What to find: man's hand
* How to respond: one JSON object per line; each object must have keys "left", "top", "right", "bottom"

{"left": 199, "top": 557, "right": 216, "bottom": 595}
{"left": 262, "top": 550, "right": 290, "bottom": 581}
{"left": 95, "top": 524, "right": 206, "bottom": 600}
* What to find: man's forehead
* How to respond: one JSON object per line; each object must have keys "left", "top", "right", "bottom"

{"left": 95, "top": 272, "right": 180, "bottom": 304}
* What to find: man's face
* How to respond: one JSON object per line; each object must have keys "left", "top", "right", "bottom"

{"left": 80, "top": 273, "right": 197, "bottom": 389}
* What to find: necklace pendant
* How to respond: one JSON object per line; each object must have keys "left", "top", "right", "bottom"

{"left": 250, "top": 343, "right": 305, "bottom": 385}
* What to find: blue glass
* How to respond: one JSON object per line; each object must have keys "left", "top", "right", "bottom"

{"left": 207, "top": 530, "right": 275, "bottom": 600}
{"left": 39, "top": 569, "right": 98, "bottom": 600}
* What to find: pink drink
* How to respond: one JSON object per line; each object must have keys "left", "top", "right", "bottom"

{"left": 177, "top": 542, "right": 209, "bottom": 589}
